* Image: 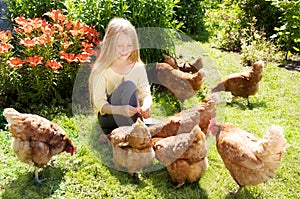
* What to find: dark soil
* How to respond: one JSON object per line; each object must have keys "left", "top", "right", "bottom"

{"left": 278, "top": 56, "right": 300, "bottom": 72}
{"left": 0, "top": 0, "right": 11, "bottom": 30}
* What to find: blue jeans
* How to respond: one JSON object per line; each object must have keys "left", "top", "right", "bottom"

{"left": 98, "top": 81, "right": 141, "bottom": 131}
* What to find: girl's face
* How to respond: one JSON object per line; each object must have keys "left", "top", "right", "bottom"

{"left": 116, "top": 32, "right": 133, "bottom": 61}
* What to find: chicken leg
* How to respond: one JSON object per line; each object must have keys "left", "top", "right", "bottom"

{"left": 34, "top": 167, "right": 46, "bottom": 184}
{"left": 230, "top": 185, "right": 243, "bottom": 195}
{"left": 174, "top": 181, "right": 185, "bottom": 189}
{"left": 235, "top": 186, "right": 243, "bottom": 194}
{"left": 246, "top": 97, "right": 251, "bottom": 107}
{"left": 133, "top": 172, "right": 141, "bottom": 183}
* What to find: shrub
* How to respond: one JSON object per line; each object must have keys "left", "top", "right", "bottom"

{"left": 205, "top": 0, "right": 284, "bottom": 53}
{"left": 0, "top": 30, "right": 16, "bottom": 106}
{"left": 4, "top": 0, "right": 66, "bottom": 22}
{"left": 238, "top": 0, "right": 283, "bottom": 38}
{"left": 0, "top": 108, "right": 6, "bottom": 129}
{"left": 204, "top": 1, "right": 244, "bottom": 51}
{"left": 240, "top": 19, "right": 283, "bottom": 66}
{"left": 64, "top": 0, "right": 180, "bottom": 64}
{"left": 173, "top": 0, "right": 208, "bottom": 41}
{"left": 268, "top": 0, "right": 300, "bottom": 60}
{"left": 0, "top": 9, "right": 101, "bottom": 111}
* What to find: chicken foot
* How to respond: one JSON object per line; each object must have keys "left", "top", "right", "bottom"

{"left": 230, "top": 96, "right": 251, "bottom": 107}
{"left": 133, "top": 172, "right": 141, "bottom": 183}
{"left": 34, "top": 168, "right": 46, "bottom": 184}
{"left": 173, "top": 181, "right": 185, "bottom": 189}
{"left": 230, "top": 185, "right": 243, "bottom": 195}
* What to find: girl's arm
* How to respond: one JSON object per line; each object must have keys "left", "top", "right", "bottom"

{"left": 137, "top": 64, "right": 152, "bottom": 118}
{"left": 101, "top": 103, "right": 139, "bottom": 117}
{"left": 92, "top": 74, "right": 109, "bottom": 115}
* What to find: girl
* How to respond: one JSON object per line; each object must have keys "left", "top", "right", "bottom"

{"left": 89, "top": 18, "right": 152, "bottom": 131}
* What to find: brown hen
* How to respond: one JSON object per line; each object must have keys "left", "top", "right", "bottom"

{"left": 208, "top": 118, "right": 287, "bottom": 194}
{"left": 154, "top": 125, "right": 208, "bottom": 188}
{"left": 162, "top": 54, "right": 202, "bottom": 73}
{"left": 154, "top": 56, "right": 205, "bottom": 105}
{"left": 212, "top": 60, "right": 264, "bottom": 105}
{"left": 150, "top": 95, "right": 216, "bottom": 138}
{"left": 108, "top": 118, "right": 155, "bottom": 181}
{"left": 3, "top": 108, "right": 76, "bottom": 183}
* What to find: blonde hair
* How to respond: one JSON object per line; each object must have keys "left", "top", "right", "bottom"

{"left": 89, "top": 18, "right": 141, "bottom": 112}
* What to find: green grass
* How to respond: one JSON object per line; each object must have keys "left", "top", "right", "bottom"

{"left": 1, "top": 41, "right": 300, "bottom": 198}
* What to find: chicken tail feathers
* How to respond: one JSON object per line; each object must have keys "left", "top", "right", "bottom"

{"left": 262, "top": 125, "right": 287, "bottom": 154}
{"left": 257, "top": 125, "right": 287, "bottom": 172}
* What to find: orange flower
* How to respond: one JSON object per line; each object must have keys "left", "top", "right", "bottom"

{"left": 25, "top": 55, "right": 43, "bottom": 66}
{"left": 43, "top": 9, "right": 66, "bottom": 22}
{"left": 45, "top": 60, "right": 62, "bottom": 71}
{"left": 0, "top": 42, "right": 13, "bottom": 54}
{"left": 14, "top": 15, "right": 30, "bottom": 26}
{"left": 62, "top": 41, "right": 73, "bottom": 50}
{"left": 84, "top": 25, "right": 101, "bottom": 44}
{"left": 20, "top": 38, "right": 37, "bottom": 48}
{"left": 64, "top": 20, "right": 73, "bottom": 31}
{"left": 69, "top": 21, "right": 85, "bottom": 37}
{"left": 81, "top": 46, "right": 93, "bottom": 54}
{"left": 63, "top": 32, "right": 69, "bottom": 42}
{"left": 81, "top": 41, "right": 94, "bottom": 51}
{"left": 13, "top": 27, "right": 23, "bottom": 33}
{"left": 54, "top": 24, "right": 64, "bottom": 32}
{"left": 42, "top": 25, "right": 56, "bottom": 37}
{"left": 76, "top": 52, "right": 90, "bottom": 63}
{"left": 23, "top": 25, "right": 34, "bottom": 34}
{"left": 35, "top": 35, "right": 54, "bottom": 45}
{"left": 14, "top": 16, "right": 46, "bottom": 34}
{"left": 7, "top": 57, "right": 24, "bottom": 68}
{"left": 0, "top": 30, "right": 12, "bottom": 42}
{"left": 30, "top": 18, "right": 44, "bottom": 29}
{"left": 59, "top": 50, "right": 78, "bottom": 63}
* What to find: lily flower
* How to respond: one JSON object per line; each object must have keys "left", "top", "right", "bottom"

{"left": 45, "top": 60, "right": 62, "bottom": 71}
{"left": 25, "top": 55, "right": 43, "bottom": 66}
{"left": 7, "top": 57, "right": 24, "bottom": 68}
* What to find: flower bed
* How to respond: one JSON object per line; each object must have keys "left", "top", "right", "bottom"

{"left": 0, "top": 9, "right": 101, "bottom": 110}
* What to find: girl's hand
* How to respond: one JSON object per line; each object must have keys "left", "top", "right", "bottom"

{"left": 118, "top": 105, "right": 139, "bottom": 117}
{"left": 139, "top": 106, "right": 151, "bottom": 119}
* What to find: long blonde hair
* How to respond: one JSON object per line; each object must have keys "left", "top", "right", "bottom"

{"left": 89, "top": 18, "right": 141, "bottom": 112}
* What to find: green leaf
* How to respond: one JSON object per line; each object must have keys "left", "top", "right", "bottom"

{"left": 292, "top": 46, "right": 299, "bottom": 51}
{"left": 294, "top": 38, "right": 300, "bottom": 43}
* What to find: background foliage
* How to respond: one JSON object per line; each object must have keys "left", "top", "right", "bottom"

{"left": 1, "top": 0, "right": 299, "bottom": 115}
{"left": 204, "top": 0, "right": 300, "bottom": 61}
{"left": 64, "top": 0, "right": 180, "bottom": 65}
{"left": 173, "top": 0, "right": 207, "bottom": 41}
{"left": 268, "top": 0, "right": 300, "bottom": 60}
{"left": 4, "top": 0, "right": 66, "bottom": 20}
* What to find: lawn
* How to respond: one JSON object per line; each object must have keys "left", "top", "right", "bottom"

{"left": 1, "top": 41, "right": 300, "bottom": 199}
